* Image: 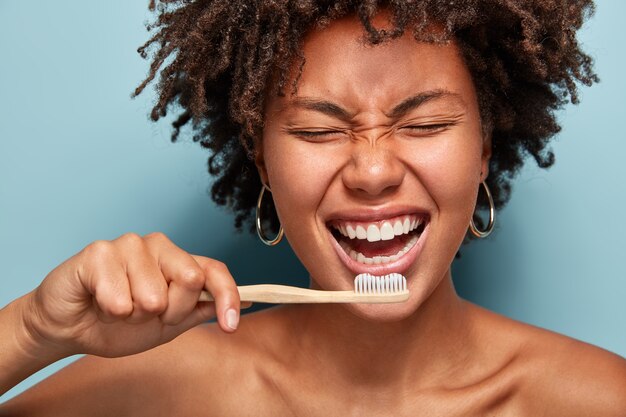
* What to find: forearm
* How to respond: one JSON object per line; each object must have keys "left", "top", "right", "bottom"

{"left": 0, "top": 293, "right": 66, "bottom": 397}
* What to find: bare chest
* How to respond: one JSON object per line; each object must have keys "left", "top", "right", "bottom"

{"left": 178, "top": 369, "right": 525, "bottom": 417}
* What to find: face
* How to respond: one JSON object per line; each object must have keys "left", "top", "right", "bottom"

{"left": 256, "top": 14, "right": 490, "bottom": 321}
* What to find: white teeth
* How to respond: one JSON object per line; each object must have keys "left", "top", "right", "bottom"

{"left": 354, "top": 273, "right": 407, "bottom": 294}
{"left": 340, "top": 234, "right": 420, "bottom": 266}
{"left": 333, "top": 215, "right": 426, "bottom": 240}
{"left": 393, "top": 220, "right": 403, "bottom": 236}
{"left": 380, "top": 222, "right": 395, "bottom": 241}
{"left": 366, "top": 225, "right": 381, "bottom": 242}
{"left": 403, "top": 218, "right": 411, "bottom": 234}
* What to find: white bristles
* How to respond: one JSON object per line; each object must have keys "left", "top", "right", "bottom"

{"left": 353, "top": 273, "right": 407, "bottom": 294}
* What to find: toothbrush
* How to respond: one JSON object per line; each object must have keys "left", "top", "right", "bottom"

{"left": 198, "top": 273, "right": 409, "bottom": 304}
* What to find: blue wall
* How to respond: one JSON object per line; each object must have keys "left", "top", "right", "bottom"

{"left": 1, "top": 1, "right": 624, "bottom": 400}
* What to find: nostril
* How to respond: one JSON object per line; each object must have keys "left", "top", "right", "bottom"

{"left": 343, "top": 174, "right": 405, "bottom": 197}
{"left": 342, "top": 156, "right": 406, "bottom": 196}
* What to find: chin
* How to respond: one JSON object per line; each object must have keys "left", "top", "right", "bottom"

{"left": 341, "top": 298, "right": 422, "bottom": 323}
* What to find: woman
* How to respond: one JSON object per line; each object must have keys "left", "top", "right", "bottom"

{"left": 1, "top": 1, "right": 625, "bottom": 415}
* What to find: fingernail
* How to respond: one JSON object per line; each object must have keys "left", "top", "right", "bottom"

{"left": 225, "top": 308, "right": 239, "bottom": 330}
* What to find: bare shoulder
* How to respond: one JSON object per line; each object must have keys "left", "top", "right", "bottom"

{"left": 468, "top": 303, "right": 626, "bottom": 416}
{"left": 131, "top": 305, "right": 293, "bottom": 415}
{"left": 522, "top": 328, "right": 626, "bottom": 416}
{"left": 183, "top": 306, "right": 298, "bottom": 415}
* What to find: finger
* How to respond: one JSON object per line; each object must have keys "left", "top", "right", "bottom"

{"left": 161, "top": 302, "right": 217, "bottom": 341}
{"left": 241, "top": 302, "right": 253, "bottom": 309}
{"left": 79, "top": 241, "right": 133, "bottom": 323}
{"left": 191, "top": 255, "right": 240, "bottom": 333}
{"left": 151, "top": 244, "right": 206, "bottom": 325}
{"left": 125, "top": 259, "right": 168, "bottom": 324}
{"left": 115, "top": 234, "right": 168, "bottom": 324}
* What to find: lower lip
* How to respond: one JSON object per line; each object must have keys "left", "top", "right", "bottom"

{"left": 328, "top": 223, "right": 429, "bottom": 276}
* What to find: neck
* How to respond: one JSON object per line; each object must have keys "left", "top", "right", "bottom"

{"left": 290, "top": 270, "right": 475, "bottom": 390}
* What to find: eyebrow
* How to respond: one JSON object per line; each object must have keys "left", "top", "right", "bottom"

{"left": 386, "top": 89, "right": 464, "bottom": 118}
{"left": 290, "top": 89, "right": 464, "bottom": 121}
{"left": 290, "top": 98, "right": 354, "bottom": 120}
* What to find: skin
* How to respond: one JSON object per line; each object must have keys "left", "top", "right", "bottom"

{"left": 1, "top": 12, "right": 626, "bottom": 417}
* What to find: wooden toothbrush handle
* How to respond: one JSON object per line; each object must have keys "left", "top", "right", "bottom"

{"left": 198, "top": 284, "right": 409, "bottom": 304}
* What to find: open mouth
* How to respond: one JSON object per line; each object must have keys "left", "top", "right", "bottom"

{"left": 327, "top": 214, "right": 428, "bottom": 268}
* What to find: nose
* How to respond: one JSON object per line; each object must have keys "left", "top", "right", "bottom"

{"left": 341, "top": 142, "right": 406, "bottom": 198}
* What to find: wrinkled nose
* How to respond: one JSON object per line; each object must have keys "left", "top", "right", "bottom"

{"left": 341, "top": 144, "right": 405, "bottom": 198}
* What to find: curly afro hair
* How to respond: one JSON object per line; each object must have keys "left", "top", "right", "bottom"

{"left": 133, "top": 0, "right": 597, "bottom": 235}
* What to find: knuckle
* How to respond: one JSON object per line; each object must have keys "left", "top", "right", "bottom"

{"left": 179, "top": 268, "right": 205, "bottom": 289}
{"left": 208, "top": 259, "right": 229, "bottom": 274}
{"left": 83, "top": 240, "right": 115, "bottom": 260}
{"left": 144, "top": 231, "right": 169, "bottom": 243}
{"left": 119, "top": 232, "right": 144, "bottom": 247}
{"left": 206, "top": 262, "right": 237, "bottom": 292}
{"left": 140, "top": 293, "right": 168, "bottom": 313}
{"left": 106, "top": 298, "right": 133, "bottom": 318}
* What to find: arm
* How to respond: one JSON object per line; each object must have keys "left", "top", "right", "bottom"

{"left": 0, "top": 232, "right": 243, "bottom": 414}
{"left": 0, "top": 293, "right": 67, "bottom": 396}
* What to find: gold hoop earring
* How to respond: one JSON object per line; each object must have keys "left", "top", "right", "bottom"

{"left": 256, "top": 184, "right": 284, "bottom": 246}
{"left": 469, "top": 181, "right": 495, "bottom": 238}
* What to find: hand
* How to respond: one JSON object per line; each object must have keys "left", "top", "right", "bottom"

{"left": 20, "top": 232, "right": 243, "bottom": 358}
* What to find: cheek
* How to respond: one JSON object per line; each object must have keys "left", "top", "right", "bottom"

{"left": 262, "top": 138, "right": 341, "bottom": 224}
{"left": 414, "top": 135, "right": 483, "bottom": 223}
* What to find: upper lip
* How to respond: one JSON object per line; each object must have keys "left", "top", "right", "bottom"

{"left": 324, "top": 205, "right": 430, "bottom": 224}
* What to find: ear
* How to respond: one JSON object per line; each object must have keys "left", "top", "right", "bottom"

{"left": 480, "top": 129, "right": 492, "bottom": 182}
{"left": 253, "top": 137, "right": 269, "bottom": 187}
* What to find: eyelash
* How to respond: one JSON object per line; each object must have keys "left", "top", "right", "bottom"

{"left": 292, "top": 130, "right": 339, "bottom": 137}
{"left": 289, "top": 130, "right": 346, "bottom": 140}
{"left": 289, "top": 123, "right": 455, "bottom": 140}
{"left": 401, "top": 123, "right": 453, "bottom": 133}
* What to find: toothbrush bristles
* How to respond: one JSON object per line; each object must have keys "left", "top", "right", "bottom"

{"left": 353, "top": 273, "right": 407, "bottom": 294}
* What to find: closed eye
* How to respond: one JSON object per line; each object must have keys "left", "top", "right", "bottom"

{"left": 401, "top": 123, "right": 454, "bottom": 133}
{"left": 402, "top": 123, "right": 453, "bottom": 131}
{"left": 292, "top": 130, "right": 337, "bottom": 137}
{"left": 287, "top": 129, "right": 347, "bottom": 140}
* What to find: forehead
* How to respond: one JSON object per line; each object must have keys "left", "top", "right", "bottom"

{"left": 272, "top": 14, "right": 476, "bottom": 113}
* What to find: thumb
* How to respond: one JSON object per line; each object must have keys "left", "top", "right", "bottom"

{"left": 161, "top": 302, "right": 217, "bottom": 339}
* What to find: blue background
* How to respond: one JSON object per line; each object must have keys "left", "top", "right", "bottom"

{"left": 1, "top": 1, "right": 624, "bottom": 401}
